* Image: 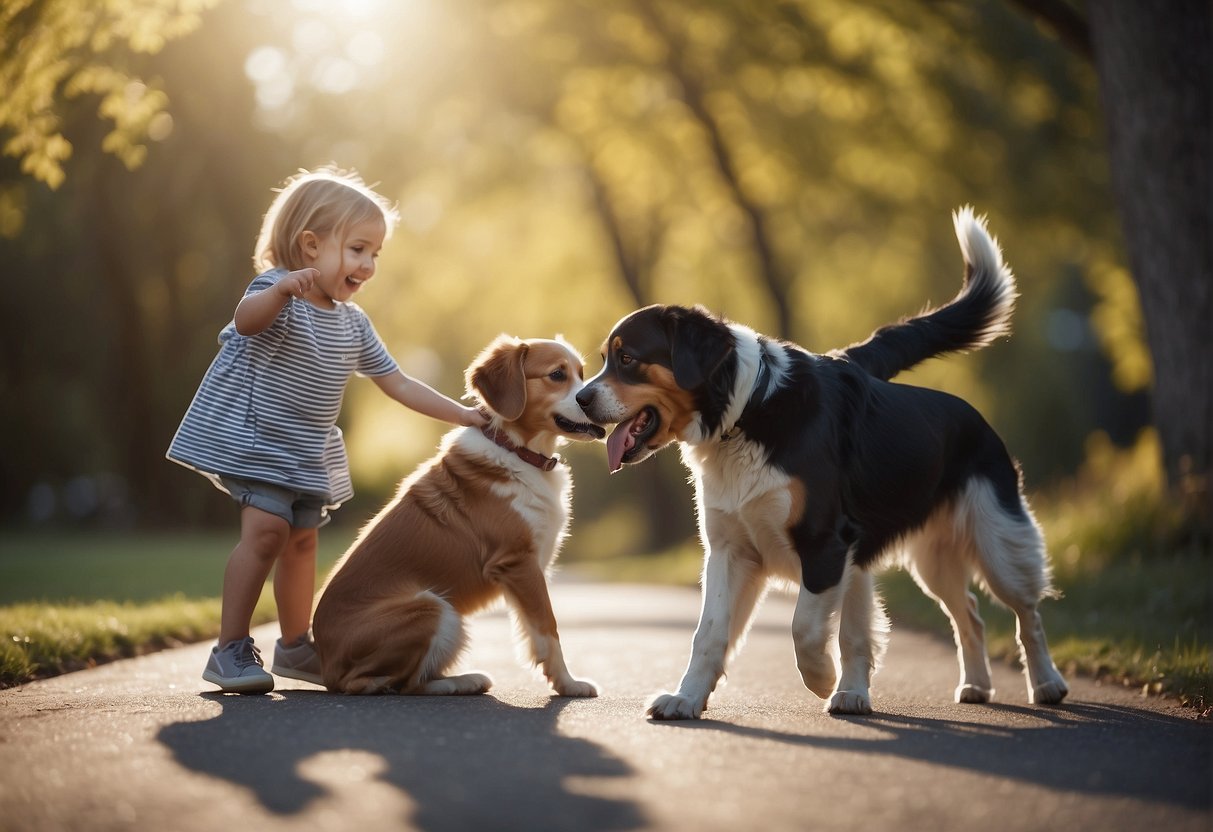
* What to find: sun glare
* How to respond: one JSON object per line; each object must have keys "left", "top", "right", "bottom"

{"left": 245, "top": 0, "right": 430, "bottom": 113}
{"left": 290, "top": 0, "right": 389, "bottom": 20}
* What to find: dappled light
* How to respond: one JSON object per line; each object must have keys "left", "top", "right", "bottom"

{"left": 0, "top": 0, "right": 1208, "bottom": 741}
{"left": 2, "top": 0, "right": 1200, "bottom": 570}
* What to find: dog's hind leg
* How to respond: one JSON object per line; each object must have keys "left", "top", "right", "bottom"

{"left": 325, "top": 591, "right": 489, "bottom": 695}
{"left": 964, "top": 481, "right": 1068, "bottom": 705}
{"left": 904, "top": 513, "right": 996, "bottom": 704}
{"left": 415, "top": 594, "right": 492, "bottom": 695}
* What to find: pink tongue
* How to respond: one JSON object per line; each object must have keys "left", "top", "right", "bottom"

{"left": 606, "top": 416, "right": 639, "bottom": 473}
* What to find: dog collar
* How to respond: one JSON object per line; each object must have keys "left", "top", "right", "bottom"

{"left": 481, "top": 427, "right": 561, "bottom": 471}
{"left": 722, "top": 357, "right": 771, "bottom": 442}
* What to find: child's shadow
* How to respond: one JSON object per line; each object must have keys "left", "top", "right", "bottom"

{"left": 158, "top": 690, "right": 642, "bottom": 831}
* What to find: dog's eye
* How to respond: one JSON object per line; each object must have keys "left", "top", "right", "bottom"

{"left": 618, "top": 353, "right": 634, "bottom": 366}
{"left": 549, "top": 369, "right": 567, "bottom": 382}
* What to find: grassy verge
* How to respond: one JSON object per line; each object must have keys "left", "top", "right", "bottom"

{"left": 2, "top": 532, "right": 1208, "bottom": 708}
{"left": 0, "top": 529, "right": 354, "bottom": 688}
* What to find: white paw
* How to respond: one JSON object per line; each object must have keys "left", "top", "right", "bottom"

{"left": 1030, "top": 678, "right": 1068, "bottom": 705}
{"left": 554, "top": 678, "right": 599, "bottom": 698}
{"left": 646, "top": 692, "right": 705, "bottom": 720}
{"left": 956, "top": 683, "right": 993, "bottom": 704}
{"left": 826, "top": 690, "right": 872, "bottom": 715}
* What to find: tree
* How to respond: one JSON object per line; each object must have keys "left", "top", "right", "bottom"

{"left": 0, "top": 0, "right": 219, "bottom": 189}
{"left": 0, "top": 0, "right": 1159, "bottom": 549}
{"left": 0, "top": 0, "right": 274, "bottom": 526}
{"left": 1014, "top": 0, "right": 1212, "bottom": 536}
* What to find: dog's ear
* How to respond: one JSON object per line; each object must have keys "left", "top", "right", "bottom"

{"left": 467, "top": 336, "right": 529, "bottom": 421}
{"left": 664, "top": 307, "right": 734, "bottom": 391}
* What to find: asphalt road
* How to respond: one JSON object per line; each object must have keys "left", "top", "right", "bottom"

{"left": 1, "top": 581, "right": 1209, "bottom": 832}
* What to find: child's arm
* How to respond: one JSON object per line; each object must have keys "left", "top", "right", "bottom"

{"left": 234, "top": 269, "right": 318, "bottom": 335}
{"left": 372, "top": 370, "right": 488, "bottom": 427}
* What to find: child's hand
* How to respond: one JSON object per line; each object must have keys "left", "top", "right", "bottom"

{"left": 462, "top": 406, "right": 490, "bottom": 428}
{"left": 278, "top": 268, "right": 318, "bottom": 300}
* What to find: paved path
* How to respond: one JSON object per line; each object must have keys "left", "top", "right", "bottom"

{"left": 1, "top": 582, "right": 1209, "bottom": 831}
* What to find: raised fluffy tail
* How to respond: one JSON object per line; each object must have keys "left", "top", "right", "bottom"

{"left": 840, "top": 206, "right": 1018, "bottom": 381}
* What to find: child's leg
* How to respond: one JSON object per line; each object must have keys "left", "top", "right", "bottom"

{"left": 219, "top": 506, "right": 291, "bottom": 645}
{"left": 274, "top": 527, "right": 318, "bottom": 645}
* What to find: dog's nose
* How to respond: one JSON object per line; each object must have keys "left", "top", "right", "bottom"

{"left": 575, "top": 387, "right": 595, "bottom": 408}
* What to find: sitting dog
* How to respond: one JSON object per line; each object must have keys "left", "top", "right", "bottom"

{"left": 313, "top": 335, "right": 604, "bottom": 696}
{"left": 576, "top": 207, "right": 1068, "bottom": 719}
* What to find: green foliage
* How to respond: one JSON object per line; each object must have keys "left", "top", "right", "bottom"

{"left": 1035, "top": 429, "right": 1204, "bottom": 572}
{"left": 0, "top": 0, "right": 217, "bottom": 188}
{"left": 0, "top": 0, "right": 1143, "bottom": 553}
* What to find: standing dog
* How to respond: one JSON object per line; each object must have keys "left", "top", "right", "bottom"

{"left": 576, "top": 208, "right": 1068, "bottom": 719}
{"left": 313, "top": 336, "right": 603, "bottom": 696}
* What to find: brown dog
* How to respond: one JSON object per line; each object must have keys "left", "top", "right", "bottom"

{"left": 312, "top": 335, "right": 604, "bottom": 696}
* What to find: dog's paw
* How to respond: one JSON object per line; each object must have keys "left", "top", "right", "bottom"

{"left": 956, "top": 683, "right": 993, "bottom": 704}
{"left": 554, "top": 678, "right": 599, "bottom": 698}
{"left": 1030, "top": 678, "right": 1068, "bottom": 706}
{"left": 646, "top": 692, "right": 705, "bottom": 720}
{"left": 421, "top": 672, "right": 492, "bottom": 695}
{"left": 796, "top": 655, "right": 838, "bottom": 700}
{"left": 826, "top": 690, "right": 872, "bottom": 715}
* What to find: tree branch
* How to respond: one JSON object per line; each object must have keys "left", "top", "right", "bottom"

{"left": 1005, "top": 0, "right": 1093, "bottom": 60}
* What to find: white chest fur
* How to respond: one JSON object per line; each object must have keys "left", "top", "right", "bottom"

{"left": 492, "top": 465, "right": 572, "bottom": 571}
{"left": 683, "top": 438, "right": 787, "bottom": 513}
{"left": 683, "top": 439, "right": 802, "bottom": 583}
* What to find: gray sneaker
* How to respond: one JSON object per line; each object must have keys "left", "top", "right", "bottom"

{"left": 271, "top": 633, "right": 323, "bottom": 685}
{"left": 202, "top": 636, "right": 274, "bottom": 694}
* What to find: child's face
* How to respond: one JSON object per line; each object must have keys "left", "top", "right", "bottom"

{"left": 303, "top": 217, "right": 387, "bottom": 305}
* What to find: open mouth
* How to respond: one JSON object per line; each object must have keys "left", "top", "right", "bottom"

{"left": 605, "top": 406, "right": 659, "bottom": 472}
{"left": 344, "top": 275, "right": 365, "bottom": 290}
{"left": 555, "top": 414, "right": 607, "bottom": 439}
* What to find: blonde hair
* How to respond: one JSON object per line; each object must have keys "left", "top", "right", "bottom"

{"left": 253, "top": 166, "right": 400, "bottom": 273}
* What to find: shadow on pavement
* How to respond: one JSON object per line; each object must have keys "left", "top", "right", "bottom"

{"left": 158, "top": 691, "right": 644, "bottom": 831}
{"left": 653, "top": 700, "right": 1211, "bottom": 811}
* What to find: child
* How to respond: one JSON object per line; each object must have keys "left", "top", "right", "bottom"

{"left": 167, "top": 166, "right": 486, "bottom": 694}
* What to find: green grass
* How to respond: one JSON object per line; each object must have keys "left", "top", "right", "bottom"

{"left": 0, "top": 530, "right": 355, "bottom": 604}
{"left": 0, "top": 529, "right": 356, "bottom": 687}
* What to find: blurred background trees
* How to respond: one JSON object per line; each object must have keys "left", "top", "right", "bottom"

{"left": 1, "top": 0, "right": 1207, "bottom": 560}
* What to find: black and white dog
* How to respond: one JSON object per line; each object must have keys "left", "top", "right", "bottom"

{"left": 577, "top": 208, "right": 1068, "bottom": 719}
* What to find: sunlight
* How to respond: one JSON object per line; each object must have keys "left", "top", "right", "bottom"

{"left": 244, "top": 0, "right": 434, "bottom": 114}
{"left": 290, "top": 0, "right": 391, "bottom": 20}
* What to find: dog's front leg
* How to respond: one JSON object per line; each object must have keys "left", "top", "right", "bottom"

{"left": 648, "top": 517, "right": 764, "bottom": 720}
{"left": 493, "top": 557, "right": 598, "bottom": 697}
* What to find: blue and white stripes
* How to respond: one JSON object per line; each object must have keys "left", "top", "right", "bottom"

{"left": 167, "top": 269, "right": 398, "bottom": 507}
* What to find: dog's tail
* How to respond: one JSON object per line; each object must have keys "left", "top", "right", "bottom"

{"left": 840, "top": 206, "right": 1018, "bottom": 381}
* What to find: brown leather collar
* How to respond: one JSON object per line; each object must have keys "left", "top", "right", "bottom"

{"left": 481, "top": 427, "right": 560, "bottom": 472}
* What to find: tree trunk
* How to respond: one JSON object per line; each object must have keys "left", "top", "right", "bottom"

{"left": 1087, "top": 0, "right": 1212, "bottom": 530}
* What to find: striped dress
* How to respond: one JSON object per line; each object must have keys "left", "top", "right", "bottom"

{"left": 167, "top": 269, "right": 399, "bottom": 508}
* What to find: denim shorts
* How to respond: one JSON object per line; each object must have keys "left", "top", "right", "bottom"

{"left": 217, "top": 476, "right": 331, "bottom": 529}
